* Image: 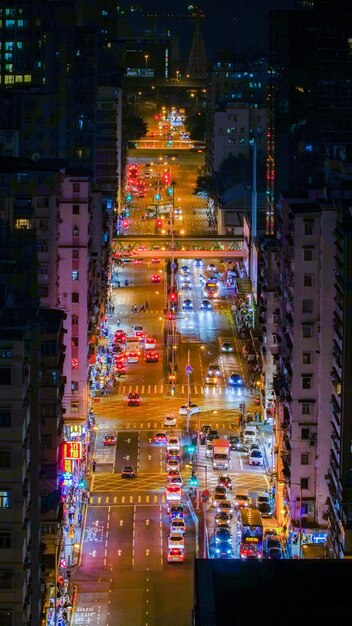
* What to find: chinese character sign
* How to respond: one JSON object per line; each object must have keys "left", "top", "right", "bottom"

{"left": 62, "top": 441, "right": 82, "bottom": 460}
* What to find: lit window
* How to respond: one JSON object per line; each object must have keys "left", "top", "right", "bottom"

{"left": 24, "top": 74, "right": 31, "bottom": 82}
{"left": 71, "top": 358, "right": 78, "bottom": 369}
{"left": 0, "top": 491, "right": 11, "bottom": 508}
{"left": 15, "top": 218, "right": 30, "bottom": 229}
{"left": 71, "top": 401, "right": 79, "bottom": 413}
{"left": 4, "top": 76, "right": 14, "bottom": 84}
{"left": 72, "top": 271, "right": 79, "bottom": 281}
{"left": 0, "top": 349, "right": 12, "bottom": 359}
{"left": 72, "top": 226, "right": 79, "bottom": 236}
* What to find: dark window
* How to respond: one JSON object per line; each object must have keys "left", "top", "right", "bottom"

{"left": 41, "top": 340, "right": 56, "bottom": 356}
{"left": 71, "top": 381, "right": 79, "bottom": 392}
{"left": 72, "top": 315, "right": 79, "bottom": 325}
{"left": 72, "top": 292, "right": 79, "bottom": 303}
{"left": 301, "top": 453, "right": 310, "bottom": 465}
{"left": 0, "top": 408, "right": 11, "bottom": 427}
{"left": 302, "top": 402, "right": 312, "bottom": 415}
{"left": 72, "top": 226, "right": 79, "bottom": 236}
{"left": 302, "top": 299, "right": 313, "bottom": 314}
{"left": 0, "top": 451, "right": 11, "bottom": 468}
{"left": 71, "top": 337, "right": 79, "bottom": 347}
{"left": 304, "top": 220, "right": 313, "bottom": 235}
{"left": 0, "top": 571, "right": 12, "bottom": 589}
{"left": 302, "top": 324, "right": 313, "bottom": 338}
{"left": 301, "top": 478, "right": 309, "bottom": 490}
{"left": 302, "top": 375, "right": 312, "bottom": 389}
{"left": 41, "top": 434, "right": 52, "bottom": 449}
{"left": 302, "top": 352, "right": 312, "bottom": 365}
{"left": 304, "top": 248, "right": 313, "bottom": 261}
{"left": 72, "top": 250, "right": 79, "bottom": 259}
{"left": 301, "top": 428, "right": 310, "bottom": 440}
{"left": 0, "top": 532, "right": 11, "bottom": 548}
{"left": 73, "top": 182, "right": 80, "bottom": 192}
{"left": 72, "top": 204, "right": 80, "bottom": 214}
{"left": 303, "top": 274, "right": 313, "bottom": 287}
{"left": 0, "top": 368, "right": 11, "bottom": 385}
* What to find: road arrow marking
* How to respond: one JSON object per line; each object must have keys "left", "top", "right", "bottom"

{"left": 148, "top": 455, "right": 152, "bottom": 461}
{"left": 119, "top": 520, "right": 124, "bottom": 527}
{"left": 145, "top": 519, "right": 150, "bottom": 526}
{"left": 145, "top": 549, "right": 150, "bottom": 556}
{"left": 117, "top": 549, "right": 122, "bottom": 556}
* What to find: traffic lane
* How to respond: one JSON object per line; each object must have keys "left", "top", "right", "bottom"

{"left": 94, "top": 428, "right": 117, "bottom": 466}
{"left": 133, "top": 505, "right": 163, "bottom": 571}
{"left": 115, "top": 430, "right": 140, "bottom": 474}
{"left": 108, "top": 506, "right": 134, "bottom": 569}
{"left": 139, "top": 430, "right": 164, "bottom": 473}
{"left": 80, "top": 506, "right": 109, "bottom": 576}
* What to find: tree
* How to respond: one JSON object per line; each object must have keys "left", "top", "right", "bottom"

{"left": 125, "top": 113, "right": 148, "bottom": 140}
{"left": 193, "top": 174, "right": 217, "bottom": 196}
{"left": 184, "top": 112, "right": 206, "bottom": 141}
{"left": 218, "top": 154, "right": 249, "bottom": 190}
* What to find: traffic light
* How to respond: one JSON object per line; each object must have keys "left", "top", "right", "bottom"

{"left": 190, "top": 472, "right": 198, "bottom": 487}
{"left": 187, "top": 444, "right": 196, "bottom": 455}
{"left": 167, "top": 312, "right": 174, "bottom": 320}
{"left": 166, "top": 140, "right": 173, "bottom": 147}
{"left": 154, "top": 193, "right": 161, "bottom": 202}
{"left": 170, "top": 292, "right": 177, "bottom": 301}
{"left": 156, "top": 219, "right": 162, "bottom": 228}
{"left": 167, "top": 186, "right": 173, "bottom": 196}
{"left": 125, "top": 192, "right": 133, "bottom": 202}
{"left": 168, "top": 373, "right": 176, "bottom": 382}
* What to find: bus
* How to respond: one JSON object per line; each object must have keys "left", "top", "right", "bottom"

{"left": 236, "top": 508, "right": 263, "bottom": 559}
{"left": 204, "top": 280, "right": 218, "bottom": 299}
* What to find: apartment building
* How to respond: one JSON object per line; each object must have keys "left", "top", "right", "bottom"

{"left": 263, "top": 195, "right": 335, "bottom": 542}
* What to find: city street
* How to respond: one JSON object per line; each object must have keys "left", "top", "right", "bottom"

{"left": 72, "top": 129, "right": 274, "bottom": 625}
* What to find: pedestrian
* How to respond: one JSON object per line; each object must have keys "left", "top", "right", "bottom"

{"left": 66, "top": 569, "right": 71, "bottom": 581}
{"left": 131, "top": 305, "right": 134, "bottom": 313}
{"left": 92, "top": 459, "right": 97, "bottom": 473}
{"left": 78, "top": 512, "right": 82, "bottom": 525}
{"left": 116, "top": 318, "right": 120, "bottom": 326}
{"left": 68, "top": 513, "right": 73, "bottom": 524}
{"left": 140, "top": 305, "right": 145, "bottom": 312}
{"left": 134, "top": 305, "right": 138, "bottom": 313}
{"left": 145, "top": 301, "right": 149, "bottom": 310}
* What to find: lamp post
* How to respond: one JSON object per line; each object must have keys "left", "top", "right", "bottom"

{"left": 144, "top": 54, "right": 149, "bottom": 69}
{"left": 176, "top": 70, "right": 180, "bottom": 81}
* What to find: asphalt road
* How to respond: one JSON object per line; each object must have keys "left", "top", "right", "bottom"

{"left": 72, "top": 122, "right": 273, "bottom": 626}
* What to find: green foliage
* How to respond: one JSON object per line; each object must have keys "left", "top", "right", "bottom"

{"left": 184, "top": 112, "right": 206, "bottom": 141}
{"left": 126, "top": 113, "right": 148, "bottom": 140}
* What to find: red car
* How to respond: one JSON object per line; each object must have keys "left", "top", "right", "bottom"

{"left": 115, "top": 363, "right": 126, "bottom": 375}
{"left": 115, "top": 351, "right": 127, "bottom": 362}
{"left": 151, "top": 274, "right": 161, "bottom": 283}
{"left": 134, "top": 259, "right": 142, "bottom": 264}
{"left": 134, "top": 329, "right": 146, "bottom": 339}
{"left": 145, "top": 351, "right": 159, "bottom": 363}
{"left": 128, "top": 392, "right": 140, "bottom": 406}
{"left": 152, "top": 258, "right": 160, "bottom": 264}
{"left": 153, "top": 432, "right": 168, "bottom": 444}
{"left": 103, "top": 434, "right": 116, "bottom": 446}
{"left": 114, "top": 330, "right": 126, "bottom": 343}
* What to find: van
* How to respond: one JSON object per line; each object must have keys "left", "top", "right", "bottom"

{"left": 158, "top": 204, "right": 171, "bottom": 215}
{"left": 205, "top": 441, "right": 213, "bottom": 459}
{"left": 243, "top": 426, "right": 258, "bottom": 445}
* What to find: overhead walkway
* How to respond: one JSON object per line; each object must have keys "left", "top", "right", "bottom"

{"left": 112, "top": 235, "right": 248, "bottom": 260}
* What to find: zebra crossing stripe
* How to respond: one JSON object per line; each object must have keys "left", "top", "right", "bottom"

{"left": 194, "top": 385, "right": 198, "bottom": 393}
{"left": 135, "top": 386, "right": 139, "bottom": 392}
{"left": 148, "top": 385, "right": 151, "bottom": 393}
{"left": 138, "top": 495, "right": 142, "bottom": 503}
{"left": 160, "top": 384, "right": 163, "bottom": 393}
{"left": 141, "top": 385, "right": 145, "bottom": 393}
{"left": 154, "top": 495, "right": 158, "bottom": 503}
{"left": 121, "top": 496, "right": 125, "bottom": 503}
{"left": 106, "top": 496, "right": 110, "bottom": 504}
{"left": 114, "top": 496, "right": 118, "bottom": 503}
{"left": 146, "top": 495, "right": 150, "bottom": 503}
{"left": 154, "top": 384, "right": 157, "bottom": 393}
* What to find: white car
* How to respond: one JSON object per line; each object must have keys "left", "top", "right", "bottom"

{"left": 168, "top": 531, "right": 185, "bottom": 550}
{"left": 170, "top": 518, "right": 186, "bottom": 534}
{"left": 179, "top": 403, "right": 200, "bottom": 416}
{"left": 166, "top": 485, "right": 182, "bottom": 502}
{"left": 248, "top": 448, "right": 264, "bottom": 466}
{"left": 164, "top": 414, "right": 177, "bottom": 427}
{"left": 166, "top": 459, "right": 180, "bottom": 472}
{"left": 167, "top": 436, "right": 180, "bottom": 450}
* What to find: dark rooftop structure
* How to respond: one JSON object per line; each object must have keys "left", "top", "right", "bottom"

{"left": 194, "top": 559, "right": 350, "bottom": 626}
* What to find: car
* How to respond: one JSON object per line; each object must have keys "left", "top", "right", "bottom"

{"left": 127, "top": 392, "right": 140, "bottom": 406}
{"left": 111, "top": 344, "right": 122, "bottom": 354}
{"left": 228, "top": 372, "right": 244, "bottom": 386}
{"left": 217, "top": 499, "right": 234, "bottom": 517}
{"left": 214, "top": 512, "right": 231, "bottom": 528}
{"left": 221, "top": 342, "right": 234, "bottom": 353}
{"left": 264, "top": 528, "right": 278, "bottom": 539}
{"left": 181, "top": 274, "right": 191, "bottom": 283}
{"left": 265, "top": 535, "right": 282, "bottom": 556}
{"left": 103, "top": 433, "right": 116, "bottom": 446}
{"left": 212, "top": 546, "right": 236, "bottom": 560}
{"left": 145, "top": 351, "right": 159, "bottom": 363}
{"left": 243, "top": 426, "right": 258, "bottom": 445}
{"left": 166, "top": 485, "right": 182, "bottom": 502}
{"left": 167, "top": 548, "right": 184, "bottom": 563}
{"left": 248, "top": 448, "right": 264, "bottom": 466}
{"left": 144, "top": 338, "right": 156, "bottom": 350}
{"left": 164, "top": 414, "right": 177, "bottom": 428}
{"left": 212, "top": 492, "right": 228, "bottom": 508}
{"left": 170, "top": 518, "right": 186, "bottom": 534}
{"left": 199, "top": 273, "right": 207, "bottom": 284}
{"left": 151, "top": 274, "right": 161, "bottom": 283}
{"left": 152, "top": 258, "right": 160, "bottom": 263}
{"left": 207, "top": 263, "right": 217, "bottom": 271}
{"left": 182, "top": 299, "right": 193, "bottom": 310}
{"left": 167, "top": 469, "right": 181, "bottom": 481}
{"left": 256, "top": 492, "right": 274, "bottom": 518}
{"left": 168, "top": 531, "right": 185, "bottom": 550}
{"left": 127, "top": 351, "right": 139, "bottom": 363}
{"left": 229, "top": 435, "right": 246, "bottom": 452}
{"left": 121, "top": 465, "right": 136, "bottom": 478}
{"left": 166, "top": 459, "right": 180, "bottom": 472}
{"left": 134, "top": 258, "right": 142, "bottom": 264}
{"left": 200, "top": 424, "right": 212, "bottom": 435}
{"left": 133, "top": 326, "right": 145, "bottom": 338}
{"left": 174, "top": 207, "right": 183, "bottom": 215}
{"left": 206, "top": 429, "right": 219, "bottom": 442}
{"left": 218, "top": 474, "right": 232, "bottom": 490}
{"left": 179, "top": 403, "right": 200, "bottom": 416}
{"left": 168, "top": 503, "right": 185, "bottom": 518}
{"left": 205, "top": 372, "right": 219, "bottom": 385}
{"left": 169, "top": 475, "right": 183, "bottom": 487}
{"left": 213, "top": 527, "right": 233, "bottom": 545}
{"left": 181, "top": 282, "right": 192, "bottom": 291}
{"left": 214, "top": 485, "right": 227, "bottom": 496}
{"left": 167, "top": 436, "right": 180, "bottom": 449}
{"left": 114, "top": 330, "right": 126, "bottom": 343}
{"left": 115, "top": 363, "right": 126, "bottom": 375}
{"left": 234, "top": 488, "right": 250, "bottom": 508}
{"left": 267, "top": 546, "right": 283, "bottom": 560}
{"left": 180, "top": 265, "right": 190, "bottom": 275}
{"left": 193, "top": 259, "right": 204, "bottom": 267}
{"left": 153, "top": 432, "right": 167, "bottom": 444}
{"left": 167, "top": 449, "right": 181, "bottom": 462}
{"left": 200, "top": 298, "right": 212, "bottom": 310}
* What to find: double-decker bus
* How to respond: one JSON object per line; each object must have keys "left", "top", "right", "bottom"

{"left": 204, "top": 279, "right": 218, "bottom": 299}
{"left": 236, "top": 508, "right": 263, "bottom": 559}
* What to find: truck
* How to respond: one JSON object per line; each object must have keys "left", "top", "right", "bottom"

{"left": 212, "top": 439, "right": 231, "bottom": 470}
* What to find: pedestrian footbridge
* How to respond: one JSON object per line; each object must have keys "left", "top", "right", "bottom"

{"left": 112, "top": 235, "right": 247, "bottom": 259}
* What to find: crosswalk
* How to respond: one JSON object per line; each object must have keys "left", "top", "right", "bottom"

{"left": 118, "top": 383, "right": 246, "bottom": 397}
{"left": 90, "top": 493, "right": 165, "bottom": 506}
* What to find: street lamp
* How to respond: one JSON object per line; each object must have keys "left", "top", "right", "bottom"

{"left": 144, "top": 54, "right": 149, "bottom": 69}
{"left": 176, "top": 70, "right": 180, "bottom": 81}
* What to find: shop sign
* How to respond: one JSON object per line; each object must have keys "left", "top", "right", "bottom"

{"left": 63, "top": 458, "right": 73, "bottom": 473}
{"left": 62, "top": 441, "right": 82, "bottom": 460}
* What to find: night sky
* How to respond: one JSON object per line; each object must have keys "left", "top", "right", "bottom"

{"left": 120, "top": 1, "right": 292, "bottom": 62}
